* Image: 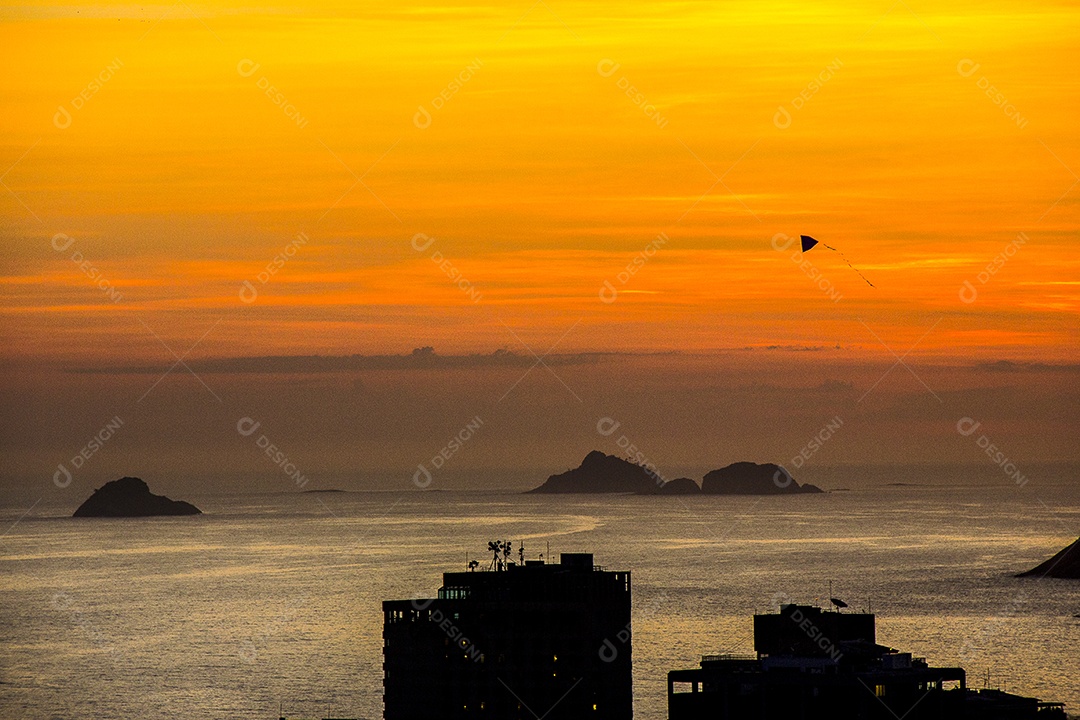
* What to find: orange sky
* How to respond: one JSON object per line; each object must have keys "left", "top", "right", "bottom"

{"left": 1, "top": 0, "right": 1078, "bottom": 364}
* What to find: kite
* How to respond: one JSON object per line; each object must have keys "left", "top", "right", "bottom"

{"left": 800, "top": 235, "right": 875, "bottom": 288}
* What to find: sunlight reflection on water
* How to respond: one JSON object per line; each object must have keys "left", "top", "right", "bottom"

{"left": 1, "top": 484, "right": 1078, "bottom": 719}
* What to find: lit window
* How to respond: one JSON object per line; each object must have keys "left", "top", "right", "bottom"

{"left": 875, "top": 685, "right": 886, "bottom": 698}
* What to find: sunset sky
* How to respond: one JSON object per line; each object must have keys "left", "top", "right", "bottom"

{"left": 1, "top": 0, "right": 1078, "bottom": 493}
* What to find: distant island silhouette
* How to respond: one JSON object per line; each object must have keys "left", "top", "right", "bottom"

{"left": 1017, "top": 535, "right": 1080, "bottom": 579}
{"left": 73, "top": 477, "right": 201, "bottom": 517}
{"left": 657, "top": 477, "right": 702, "bottom": 495}
{"left": 703, "top": 461, "right": 822, "bottom": 495}
{"left": 527, "top": 451, "right": 822, "bottom": 495}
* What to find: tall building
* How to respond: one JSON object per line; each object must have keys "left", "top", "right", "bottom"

{"left": 668, "top": 604, "right": 1067, "bottom": 720}
{"left": 383, "top": 549, "right": 632, "bottom": 720}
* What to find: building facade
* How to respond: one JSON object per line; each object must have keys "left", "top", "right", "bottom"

{"left": 668, "top": 604, "right": 1066, "bottom": 720}
{"left": 383, "top": 551, "right": 632, "bottom": 720}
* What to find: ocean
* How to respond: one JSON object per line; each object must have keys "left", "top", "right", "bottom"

{"left": 2, "top": 481, "right": 1079, "bottom": 719}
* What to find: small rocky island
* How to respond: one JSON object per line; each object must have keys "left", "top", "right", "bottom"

{"left": 73, "top": 477, "right": 201, "bottom": 517}
{"left": 702, "top": 461, "right": 823, "bottom": 495}
{"left": 527, "top": 451, "right": 822, "bottom": 495}
{"left": 656, "top": 477, "right": 702, "bottom": 495}
{"left": 1017, "top": 536, "right": 1080, "bottom": 579}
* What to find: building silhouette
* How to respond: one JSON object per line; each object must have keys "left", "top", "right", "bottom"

{"left": 668, "top": 604, "right": 1067, "bottom": 720}
{"left": 383, "top": 548, "right": 631, "bottom": 720}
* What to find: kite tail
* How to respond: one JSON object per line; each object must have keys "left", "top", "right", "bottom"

{"left": 822, "top": 244, "right": 875, "bottom": 288}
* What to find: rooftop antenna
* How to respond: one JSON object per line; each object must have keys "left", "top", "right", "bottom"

{"left": 547, "top": 540, "right": 551, "bottom": 564}
{"left": 518, "top": 540, "right": 524, "bottom": 565}
{"left": 828, "top": 580, "right": 848, "bottom": 613}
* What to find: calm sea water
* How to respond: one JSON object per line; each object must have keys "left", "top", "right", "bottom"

{"left": 2, "top": 483, "right": 1079, "bottom": 719}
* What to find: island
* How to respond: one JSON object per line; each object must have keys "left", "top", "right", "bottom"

{"left": 656, "top": 477, "right": 702, "bottom": 495}
{"left": 73, "top": 477, "right": 202, "bottom": 517}
{"left": 702, "top": 462, "right": 823, "bottom": 495}
{"left": 526, "top": 451, "right": 822, "bottom": 495}
{"left": 527, "top": 451, "right": 658, "bottom": 494}
{"left": 1017, "top": 536, "right": 1080, "bottom": 579}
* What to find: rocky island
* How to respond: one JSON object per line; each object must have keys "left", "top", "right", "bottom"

{"left": 656, "top": 477, "right": 702, "bottom": 495}
{"left": 702, "top": 462, "right": 823, "bottom": 495}
{"left": 527, "top": 451, "right": 822, "bottom": 495}
{"left": 73, "top": 477, "right": 201, "bottom": 517}
{"left": 1017, "top": 536, "right": 1080, "bottom": 579}
{"left": 527, "top": 451, "right": 659, "bottom": 494}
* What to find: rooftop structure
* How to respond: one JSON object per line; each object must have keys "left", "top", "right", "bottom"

{"left": 383, "top": 547, "right": 631, "bottom": 720}
{"left": 668, "top": 604, "right": 1066, "bottom": 720}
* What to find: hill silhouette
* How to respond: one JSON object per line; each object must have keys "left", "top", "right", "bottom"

{"left": 73, "top": 477, "right": 201, "bottom": 517}
{"left": 1017, "top": 536, "right": 1080, "bottom": 579}
{"left": 527, "top": 451, "right": 659, "bottom": 494}
{"left": 702, "top": 462, "right": 823, "bottom": 495}
{"left": 527, "top": 452, "right": 821, "bottom": 495}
